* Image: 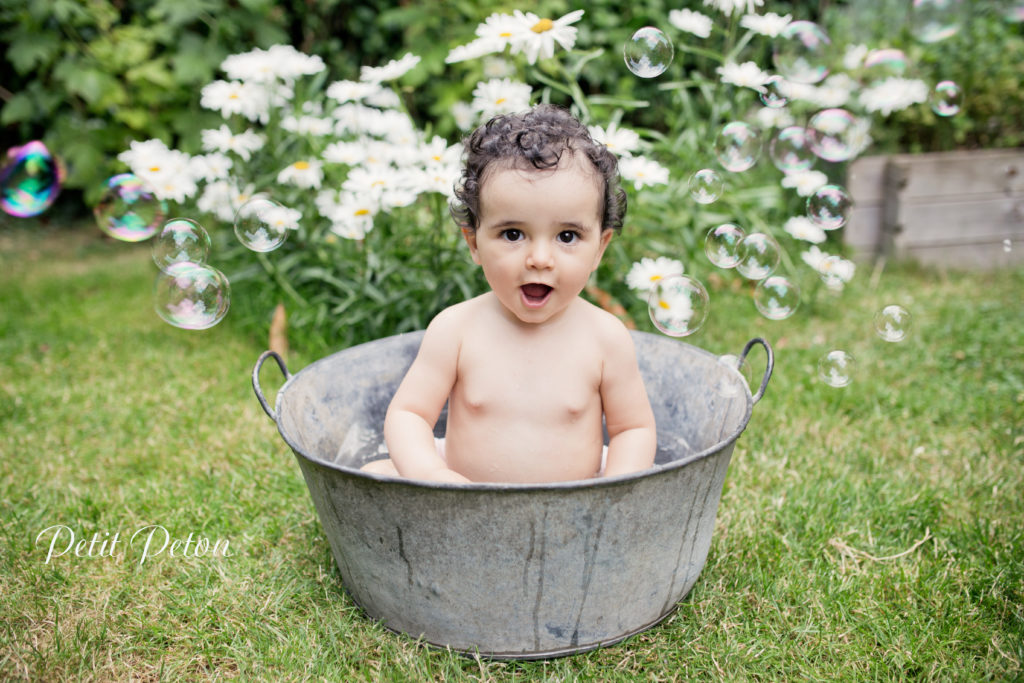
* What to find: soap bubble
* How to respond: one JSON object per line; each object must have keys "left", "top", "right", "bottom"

{"left": 930, "top": 80, "right": 963, "bottom": 116}
{"left": 689, "top": 168, "right": 724, "bottom": 204}
{"left": 759, "top": 75, "right": 789, "bottom": 109}
{"left": 624, "top": 27, "right": 673, "bottom": 78}
{"left": 818, "top": 350, "right": 855, "bottom": 387}
{"left": 154, "top": 262, "right": 231, "bottom": 330}
{"left": 705, "top": 223, "right": 746, "bottom": 268}
{"left": 715, "top": 354, "right": 754, "bottom": 398}
{"left": 736, "top": 232, "right": 781, "bottom": 280}
{"left": 808, "top": 109, "right": 861, "bottom": 162}
{"left": 647, "top": 275, "right": 710, "bottom": 337}
{"left": 94, "top": 173, "right": 167, "bottom": 242}
{"left": 715, "top": 122, "right": 762, "bottom": 173}
{"left": 874, "top": 304, "right": 912, "bottom": 342}
{"left": 152, "top": 218, "right": 212, "bottom": 272}
{"left": 0, "top": 141, "right": 64, "bottom": 217}
{"left": 807, "top": 184, "right": 852, "bottom": 230}
{"left": 818, "top": 254, "right": 849, "bottom": 290}
{"left": 912, "top": 0, "right": 963, "bottom": 43}
{"left": 773, "top": 21, "right": 831, "bottom": 85}
{"left": 1005, "top": 4, "right": 1024, "bottom": 22}
{"left": 862, "top": 48, "right": 909, "bottom": 80}
{"left": 234, "top": 196, "right": 290, "bottom": 252}
{"left": 769, "top": 126, "right": 815, "bottom": 173}
{"left": 754, "top": 276, "right": 801, "bottom": 320}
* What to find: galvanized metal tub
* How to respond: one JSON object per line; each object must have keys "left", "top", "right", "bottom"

{"left": 252, "top": 331, "right": 772, "bottom": 659}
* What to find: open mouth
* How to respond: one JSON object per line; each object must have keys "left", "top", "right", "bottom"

{"left": 520, "top": 283, "right": 553, "bottom": 307}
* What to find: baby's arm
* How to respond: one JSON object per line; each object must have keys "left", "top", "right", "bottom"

{"left": 599, "top": 322, "right": 657, "bottom": 477}
{"left": 384, "top": 307, "right": 471, "bottom": 483}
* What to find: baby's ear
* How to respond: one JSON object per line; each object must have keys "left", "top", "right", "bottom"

{"left": 461, "top": 227, "right": 481, "bottom": 264}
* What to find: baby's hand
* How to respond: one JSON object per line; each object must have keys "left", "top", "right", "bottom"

{"left": 423, "top": 466, "right": 472, "bottom": 484}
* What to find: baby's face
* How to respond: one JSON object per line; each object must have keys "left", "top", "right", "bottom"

{"left": 466, "top": 154, "right": 611, "bottom": 326}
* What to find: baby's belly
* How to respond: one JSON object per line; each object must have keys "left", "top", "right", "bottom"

{"left": 444, "top": 414, "right": 605, "bottom": 483}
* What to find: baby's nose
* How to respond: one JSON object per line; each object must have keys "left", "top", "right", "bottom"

{"left": 525, "top": 241, "right": 554, "bottom": 269}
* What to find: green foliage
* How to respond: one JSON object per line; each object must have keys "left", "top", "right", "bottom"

{"left": 0, "top": 0, "right": 291, "bottom": 203}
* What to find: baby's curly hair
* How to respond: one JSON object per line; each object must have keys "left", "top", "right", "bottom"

{"left": 451, "top": 104, "right": 627, "bottom": 233}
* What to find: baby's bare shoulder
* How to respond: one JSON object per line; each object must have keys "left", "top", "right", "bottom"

{"left": 578, "top": 298, "right": 634, "bottom": 344}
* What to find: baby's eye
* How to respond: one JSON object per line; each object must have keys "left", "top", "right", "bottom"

{"left": 557, "top": 230, "right": 579, "bottom": 244}
{"left": 501, "top": 229, "right": 523, "bottom": 242}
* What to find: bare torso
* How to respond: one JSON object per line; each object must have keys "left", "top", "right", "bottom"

{"left": 443, "top": 293, "right": 607, "bottom": 482}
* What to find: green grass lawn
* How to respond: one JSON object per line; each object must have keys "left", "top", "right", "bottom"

{"left": 1, "top": 220, "right": 1021, "bottom": 681}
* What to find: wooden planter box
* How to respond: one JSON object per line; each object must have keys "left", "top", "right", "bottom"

{"left": 845, "top": 149, "right": 1024, "bottom": 268}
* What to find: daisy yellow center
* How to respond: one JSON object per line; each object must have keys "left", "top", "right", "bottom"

{"left": 293, "top": 161, "right": 310, "bottom": 170}
{"left": 149, "top": 165, "right": 161, "bottom": 173}
{"left": 499, "top": 31, "right": 512, "bottom": 38}
{"left": 658, "top": 300, "right": 671, "bottom": 310}
{"left": 495, "top": 97, "right": 507, "bottom": 105}
{"left": 229, "top": 93, "right": 239, "bottom": 100}
{"left": 649, "top": 274, "right": 662, "bottom": 282}
{"left": 531, "top": 18, "right": 554, "bottom": 33}
{"left": 354, "top": 208, "right": 370, "bottom": 216}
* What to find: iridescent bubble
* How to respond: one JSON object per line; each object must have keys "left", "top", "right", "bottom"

{"left": 154, "top": 262, "right": 231, "bottom": 330}
{"left": 715, "top": 122, "right": 763, "bottom": 173}
{"left": 769, "top": 126, "right": 815, "bottom": 173}
{"left": 807, "top": 109, "right": 861, "bottom": 162}
{"left": 234, "top": 197, "right": 291, "bottom": 252}
{"left": 773, "top": 21, "right": 831, "bottom": 85}
{"left": 818, "top": 349, "right": 855, "bottom": 388}
{"left": 736, "top": 232, "right": 781, "bottom": 280}
{"left": 689, "top": 168, "right": 724, "bottom": 204}
{"left": 1005, "top": 4, "right": 1024, "bottom": 22}
{"left": 152, "top": 218, "right": 212, "bottom": 272}
{"left": 624, "top": 27, "right": 674, "bottom": 78}
{"left": 930, "top": 80, "right": 963, "bottom": 116}
{"left": 647, "top": 275, "right": 710, "bottom": 337}
{"left": 753, "top": 275, "right": 801, "bottom": 320}
{"left": 715, "top": 354, "right": 754, "bottom": 398}
{"left": 705, "top": 223, "right": 746, "bottom": 269}
{"left": 0, "top": 141, "right": 64, "bottom": 217}
{"left": 759, "top": 75, "right": 789, "bottom": 109}
{"left": 874, "top": 304, "right": 912, "bottom": 342}
{"left": 911, "top": 0, "right": 963, "bottom": 43}
{"left": 807, "top": 184, "right": 852, "bottom": 230}
{"left": 862, "top": 48, "right": 909, "bottom": 80}
{"left": 94, "top": 173, "right": 167, "bottom": 242}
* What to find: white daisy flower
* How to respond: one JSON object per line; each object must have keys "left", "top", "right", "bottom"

{"left": 277, "top": 159, "right": 324, "bottom": 189}
{"left": 716, "top": 61, "right": 770, "bottom": 93}
{"left": 446, "top": 37, "right": 505, "bottom": 64}
{"left": 281, "top": 114, "right": 334, "bottom": 136}
{"left": 668, "top": 9, "right": 713, "bottom": 38}
{"left": 703, "top": 0, "right": 764, "bottom": 17}
{"left": 452, "top": 101, "right": 477, "bottom": 130}
{"left": 326, "top": 80, "right": 380, "bottom": 104}
{"left": 197, "top": 180, "right": 235, "bottom": 222}
{"left": 261, "top": 203, "right": 302, "bottom": 233}
{"left": 365, "top": 88, "right": 401, "bottom": 109}
{"left": 843, "top": 44, "right": 869, "bottom": 71}
{"left": 265, "top": 44, "right": 325, "bottom": 80}
{"left": 323, "top": 141, "right": 368, "bottom": 166}
{"left": 755, "top": 106, "right": 795, "bottom": 129}
{"left": 626, "top": 256, "right": 685, "bottom": 292}
{"left": 801, "top": 245, "right": 827, "bottom": 270}
{"left": 858, "top": 77, "right": 928, "bottom": 115}
{"left": 360, "top": 53, "right": 421, "bottom": 83}
{"left": 508, "top": 9, "right": 584, "bottom": 65}
{"left": 117, "top": 139, "right": 198, "bottom": 203}
{"left": 811, "top": 73, "right": 855, "bottom": 108}
{"left": 739, "top": 12, "right": 791, "bottom": 37}
{"left": 588, "top": 122, "right": 642, "bottom": 157}
{"left": 408, "top": 163, "right": 461, "bottom": 199}
{"left": 200, "top": 80, "right": 272, "bottom": 122}
{"left": 342, "top": 164, "right": 403, "bottom": 201}
{"left": 781, "top": 169, "right": 828, "bottom": 197}
{"left": 784, "top": 216, "right": 826, "bottom": 243}
{"left": 618, "top": 155, "right": 670, "bottom": 190}
{"left": 189, "top": 153, "right": 233, "bottom": 182}
{"left": 471, "top": 78, "right": 533, "bottom": 118}
{"left": 200, "top": 125, "right": 265, "bottom": 161}
{"left": 476, "top": 12, "right": 520, "bottom": 46}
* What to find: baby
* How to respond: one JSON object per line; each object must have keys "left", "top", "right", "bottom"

{"left": 363, "top": 104, "right": 657, "bottom": 484}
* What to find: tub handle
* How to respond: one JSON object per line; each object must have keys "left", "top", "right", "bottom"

{"left": 739, "top": 337, "right": 773, "bottom": 405}
{"left": 252, "top": 350, "right": 291, "bottom": 423}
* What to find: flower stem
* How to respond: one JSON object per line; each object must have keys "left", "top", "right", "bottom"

{"left": 257, "top": 252, "right": 308, "bottom": 306}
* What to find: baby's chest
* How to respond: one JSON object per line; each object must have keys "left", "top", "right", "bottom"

{"left": 456, "top": 349, "right": 602, "bottom": 416}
